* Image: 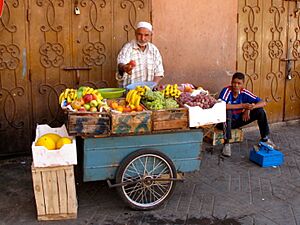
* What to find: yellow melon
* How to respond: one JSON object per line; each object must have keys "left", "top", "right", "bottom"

{"left": 40, "top": 133, "right": 61, "bottom": 143}
{"left": 56, "top": 137, "right": 72, "bottom": 149}
{"left": 35, "top": 136, "right": 56, "bottom": 150}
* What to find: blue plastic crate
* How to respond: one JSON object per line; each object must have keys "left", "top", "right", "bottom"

{"left": 249, "top": 142, "right": 284, "bottom": 167}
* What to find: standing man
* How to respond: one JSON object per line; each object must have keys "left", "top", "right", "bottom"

{"left": 116, "top": 21, "right": 164, "bottom": 88}
{"left": 218, "top": 72, "right": 275, "bottom": 157}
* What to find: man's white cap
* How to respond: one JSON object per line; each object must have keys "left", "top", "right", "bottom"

{"left": 136, "top": 21, "right": 152, "bottom": 32}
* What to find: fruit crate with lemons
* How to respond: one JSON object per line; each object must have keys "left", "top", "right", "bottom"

{"left": 59, "top": 86, "right": 112, "bottom": 137}
{"left": 31, "top": 124, "right": 78, "bottom": 221}
{"left": 32, "top": 124, "right": 77, "bottom": 167}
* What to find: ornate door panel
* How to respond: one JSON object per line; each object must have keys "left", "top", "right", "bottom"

{"left": 285, "top": 1, "right": 300, "bottom": 120}
{"left": 0, "top": 0, "right": 151, "bottom": 156}
{"left": 0, "top": 1, "right": 32, "bottom": 156}
{"left": 238, "top": 0, "right": 300, "bottom": 122}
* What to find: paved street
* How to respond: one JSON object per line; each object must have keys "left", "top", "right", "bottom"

{"left": 0, "top": 121, "right": 299, "bottom": 225}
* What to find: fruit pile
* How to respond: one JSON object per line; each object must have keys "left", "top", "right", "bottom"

{"left": 35, "top": 133, "right": 72, "bottom": 150}
{"left": 178, "top": 92, "right": 217, "bottom": 109}
{"left": 59, "top": 86, "right": 108, "bottom": 112}
{"left": 161, "top": 84, "right": 181, "bottom": 98}
{"left": 109, "top": 85, "right": 148, "bottom": 113}
{"left": 143, "top": 89, "right": 179, "bottom": 110}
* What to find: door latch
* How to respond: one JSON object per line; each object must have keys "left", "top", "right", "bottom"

{"left": 74, "top": 7, "right": 80, "bottom": 15}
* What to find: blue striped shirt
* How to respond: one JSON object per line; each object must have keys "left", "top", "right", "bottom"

{"left": 219, "top": 86, "right": 261, "bottom": 120}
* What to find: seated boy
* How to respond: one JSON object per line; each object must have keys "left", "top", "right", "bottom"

{"left": 217, "top": 72, "right": 274, "bottom": 157}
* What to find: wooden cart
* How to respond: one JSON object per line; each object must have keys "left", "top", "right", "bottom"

{"left": 81, "top": 129, "right": 203, "bottom": 210}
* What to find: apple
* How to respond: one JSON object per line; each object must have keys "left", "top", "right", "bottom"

{"left": 83, "top": 94, "right": 93, "bottom": 103}
{"left": 84, "top": 103, "right": 91, "bottom": 111}
{"left": 78, "top": 107, "right": 86, "bottom": 112}
{"left": 129, "top": 60, "right": 136, "bottom": 67}
{"left": 90, "top": 100, "right": 98, "bottom": 107}
{"left": 90, "top": 106, "right": 98, "bottom": 112}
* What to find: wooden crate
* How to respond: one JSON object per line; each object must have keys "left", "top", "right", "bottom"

{"left": 111, "top": 110, "right": 152, "bottom": 135}
{"left": 151, "top": 107, "right": 189, "bottom": 131}
{"left": 67, "top": 111, "right": 110, "bottom": 137}
{"left": 108, "top": 98, "right": 152, "bottom": 135}
{"left": 204, "top": 126, "right": 244, "bottom": 145}
{"left": 31, "top": 165, "right": 77, "bottom": 221}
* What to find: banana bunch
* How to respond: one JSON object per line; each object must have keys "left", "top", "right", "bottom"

{"left": 126, "top": 85, "right": 150, "bottom": 108}
{"left": 126, "top": 90, "right": 141, "bottom": 108}
{"left": 162, "top": 84, "right": 181, "bottom": 98}
{"left": 82, "top": 86, "right": 95, "bottom": 96}
{"left": 134, "top": 85, "right": 150, "bottom": 96}
{"left": 59, "top": 88, "right": 77, "bottom": 104}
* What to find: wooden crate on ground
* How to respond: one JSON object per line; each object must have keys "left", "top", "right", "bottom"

{"left": 31, "top": 165, "right": 77, "bottom": 221}
{"left": 67, "top": 111, "right": 110, "bottom": 137}
{"left": 204, "top": 126, "right": 244, "bottom": 145}
{"left": 151, "top": 108, "right": 189, "bottom": 132}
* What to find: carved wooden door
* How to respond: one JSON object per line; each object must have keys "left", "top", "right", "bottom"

{"left": 0, "top": 0, "right": 151, "bottom": 156}
{"left": 238, "top": 0, "right": 300, "bottom": 122}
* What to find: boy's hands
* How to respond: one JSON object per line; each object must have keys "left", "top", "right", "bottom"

{"left": 242, "top": 109, "right": 251, "bottom": 121}
{"left": 243, "top": 103, "right": 255, "bottom": 110}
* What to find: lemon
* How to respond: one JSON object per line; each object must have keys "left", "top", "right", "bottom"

{"left": 41, "top": 133, "right": 61, "bottom": 143}
{"left": 56, "top": 137, "right": 72, "bottom": 149}
{"left": 35, "top": 136, "right": 56, "bottom": 150}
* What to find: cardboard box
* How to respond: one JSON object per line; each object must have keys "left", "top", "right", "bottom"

{"left": 204, "top": 127, "right": 244, "bottom": 145}
{"left": 186, "top": 100, "right": 226, "bottom": 127}
{"left": 249, "top": 142, "right": 284, "bottom": 167}
{"left": 32, "top": 124, "right": 77, "bottom": 167}
{"left": 32, "top": 165, "right": 77, "bottom": 221}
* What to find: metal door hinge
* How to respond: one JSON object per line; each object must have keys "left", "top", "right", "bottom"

{"left": 26, "top": 8, "right": 31, "bottom": 22}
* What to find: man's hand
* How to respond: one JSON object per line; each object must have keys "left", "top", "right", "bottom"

{"left": 122, "top": 64, "right": 134, "bottom": 75}
{"left": 122, "top": 60, "right": 136, "bottom": 75}
{"left": 242, "top": 109, "right": 250, "bottom": 121}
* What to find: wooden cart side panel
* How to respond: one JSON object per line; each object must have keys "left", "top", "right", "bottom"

{"left": 83, "top": 130, "right": 203, "bottom": 182}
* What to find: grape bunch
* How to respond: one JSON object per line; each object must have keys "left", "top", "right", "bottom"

{"left": 178, "top": 92, "right": 217, "bottom": 109}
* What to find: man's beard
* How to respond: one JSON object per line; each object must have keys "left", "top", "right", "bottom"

{"left": 137, "top": 41, "right": 148, "bottom": 47}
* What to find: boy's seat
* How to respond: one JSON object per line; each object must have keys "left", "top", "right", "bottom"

{"left": 204, "top": 125, "right": 244, "bottom": 145}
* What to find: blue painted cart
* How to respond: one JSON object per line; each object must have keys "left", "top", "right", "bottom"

{"left": 82, "top": 129, "right": 203, "bottom": 210}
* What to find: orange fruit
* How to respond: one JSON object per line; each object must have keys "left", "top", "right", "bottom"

{"left": 111, "top": 102, "right": 118, "bottom": 109}
{"left": 116, "top": 106, "right": 124, "bottom": 112}
{"left": 56, "top": 137, "right": 72, "bottom": 149}
{"left": 136, "top": 105, "right": 143, "bottom": 111}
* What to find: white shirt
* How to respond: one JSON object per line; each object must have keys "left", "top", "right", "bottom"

{"left": 117, "top": 40, "right": 164, "bottom": 87}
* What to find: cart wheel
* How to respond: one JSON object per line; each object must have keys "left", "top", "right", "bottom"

{"left": 116, "top": 149, "right": 177, "bottom": 210}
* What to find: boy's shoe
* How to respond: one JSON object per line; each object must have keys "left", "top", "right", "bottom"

{"left": 260, "top": 138, "right": 276, "bottom": 148}
{"left": 222, "top": 143, "right": 231, "bottom": 157}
